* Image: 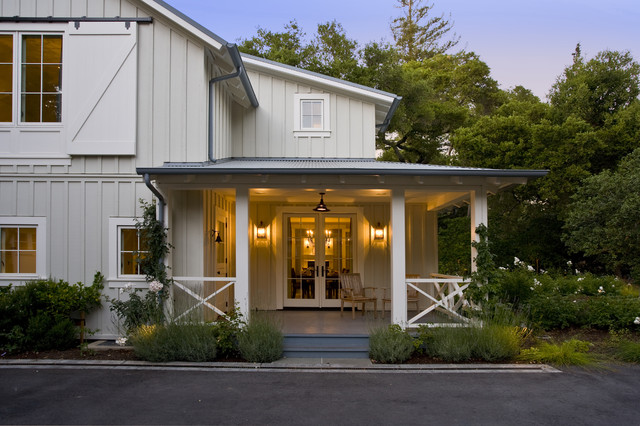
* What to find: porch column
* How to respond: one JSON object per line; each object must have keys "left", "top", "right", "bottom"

{"left": 235, "top": 187, "right": 250, "bottom": 318}
{"left": 390, "top": 188, "right": 407, "bottom": 326}
{"left": 470, "top": 186, "right": 488, "bottom": 272}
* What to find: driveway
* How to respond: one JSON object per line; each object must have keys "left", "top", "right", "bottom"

{"left": 1, "top": 364, "right": 639, "bottom": 425}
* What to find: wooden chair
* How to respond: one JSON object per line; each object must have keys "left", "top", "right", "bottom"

{"left": 381, "top": 274, "right": 420, "bottom": 318}
{"left": 339, "top": 273, "right": 378, "bottom": 319}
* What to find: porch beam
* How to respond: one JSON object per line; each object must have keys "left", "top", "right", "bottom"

{"left": 390, "top": 188, "right": 407, "bottom": 326}
{"left": 236, "top": 187, "right": 250, "bottom": 318}
{"left": 470, "top": 187, "right": 488, "bottom": 272}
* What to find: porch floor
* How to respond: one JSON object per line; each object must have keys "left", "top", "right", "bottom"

{"left": 261, "top": 309, "right": 461, "bottom": 335}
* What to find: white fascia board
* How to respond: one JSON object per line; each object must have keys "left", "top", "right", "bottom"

{"left": 137, "top": 0, "right": 224, "bottom": 51}
{"left": 242, "top": 55, "right": 397, "bottom": 106}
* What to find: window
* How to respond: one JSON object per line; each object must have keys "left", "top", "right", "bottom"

{"left": 0, "top": 32, "right": 62, "bottom": 124}
{"left": 294, "top": 93, "right": 330, "bottom": 136}
{"left": 119, "top": 227, "right": 148, "bottom": 276}
{"left": 0, "top": 217, "right": 46, "bottom": 277}
{"left": 1, "top": 226, "right": 36, "bottom": 273}
{"left": 109, "top": 218, "right": 148, "bottom": 282}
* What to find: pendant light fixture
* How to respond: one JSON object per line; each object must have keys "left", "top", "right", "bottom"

{"left": 313, "top": 192, "right": 330, "bottom": 212}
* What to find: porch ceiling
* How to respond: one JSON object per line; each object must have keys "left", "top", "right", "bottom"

{"left": 248, "top": 188, "right": 470, "bottom": 210}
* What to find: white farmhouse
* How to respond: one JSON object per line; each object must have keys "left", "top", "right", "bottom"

{"left": 0, "top": 0, "right": 544, "bottom": 338}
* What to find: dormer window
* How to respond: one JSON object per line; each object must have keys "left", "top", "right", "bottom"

{"left": 294, "top": 93, "right": 330, "bottom": 137}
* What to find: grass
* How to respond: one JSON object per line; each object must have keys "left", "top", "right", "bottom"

{"left": 518, "top": 339, "right": 594, "bottom": 366}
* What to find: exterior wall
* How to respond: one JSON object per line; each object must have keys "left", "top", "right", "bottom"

{"left": 232, "top": 69, "right": 377, "bottom": 159}
{"left": 0, "top": 0, "right": 221, "bottom": 337}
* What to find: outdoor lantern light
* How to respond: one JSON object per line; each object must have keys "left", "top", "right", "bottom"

{"left": 256, "top": 221, "right": 267, "bottom": 239}
{"left": 313, "top": 192, "right": 330, "bottom": 212}
{"left": 374, "top": 222, "right": 385, "bottom": 240}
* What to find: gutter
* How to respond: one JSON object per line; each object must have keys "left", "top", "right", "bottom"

{"left": 208, "top": 44, "right": 259, "bottom": 163}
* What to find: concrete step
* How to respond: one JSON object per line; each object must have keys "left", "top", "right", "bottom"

{"left": 283, "top": 334, "right": 370, "bottom": 359}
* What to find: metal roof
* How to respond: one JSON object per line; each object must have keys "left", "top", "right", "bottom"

{"left": 137, "top": 158, "right": 548, "bottom": 178}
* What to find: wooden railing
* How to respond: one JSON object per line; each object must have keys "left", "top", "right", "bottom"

{"left": 170, "top": 276, "right": 236, "bottom": 321}
{"left": 405, "top": 275, "right": 471, "bottom": 328}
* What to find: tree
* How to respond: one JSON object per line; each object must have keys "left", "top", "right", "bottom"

{"left": 379, "top": 52, "right": 503, "bottom": 163}
{"left": 563, "top": 148, "right": 640, "bottom": 279}
{"left": 391, "top": 0, "right": 459, "bottom": 61}
{"left": 238, "top": 21, "right": 311, "bottom": 67}
{"left": 305, "top": 21, "right": 359, "bottom": 80}
{"left": 549, "top": 47, "right": 640, "bottom": 127}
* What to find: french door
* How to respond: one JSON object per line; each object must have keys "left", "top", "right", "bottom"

{"left": 284, "top": 214, "right": 354, "bottom": 308}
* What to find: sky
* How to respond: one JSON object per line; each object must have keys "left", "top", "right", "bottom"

{"left": 165, "top": 0, "right": 640, "bottom": 100}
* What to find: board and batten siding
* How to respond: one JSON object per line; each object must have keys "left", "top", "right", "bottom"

{"left": 1, "top": 0, "right": 212, "bottom": 169}
{"left": 233, "top": 69, "right": 377, "bottom": 159}
{"left": 0, "top": 174, "right": 150, "bottom": 338}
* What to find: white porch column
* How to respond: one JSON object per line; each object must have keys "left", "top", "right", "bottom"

{"left": 235, "top": 187, "right": 250, "bottom": 318}
{"left": 470, "top": 186, "right": 488, "bottom": 272}
{"left": 391, "top": 188, "right": 407, "bottom": 326}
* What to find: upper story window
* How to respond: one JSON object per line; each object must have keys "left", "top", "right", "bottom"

{"left": 294, "top": 93, "right": 331, "bottom": 137}
{"left": 0, "top": 32, "right": 62, "bottom": 124}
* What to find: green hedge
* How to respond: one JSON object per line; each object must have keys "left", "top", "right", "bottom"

{"left": 0, "top": 273, "right": 103, "bottom": 352}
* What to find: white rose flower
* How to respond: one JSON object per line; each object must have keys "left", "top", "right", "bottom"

{"left": 149, "top": 280, "right": 163, "bottom": 293}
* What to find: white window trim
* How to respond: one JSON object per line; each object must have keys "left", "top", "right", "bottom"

{"left": 108, "top": 217, "right": 147, "bottom": 286}
{"left": 293, "top": 93, "right": 331, "bottom": 137}
{"left": 0, "top": 216, "right": 46, "bottom": 280}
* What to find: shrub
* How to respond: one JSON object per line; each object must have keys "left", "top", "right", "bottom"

{"left": 528, "top": 295, "right": 640, "bottom": 330}
{"left": 210, "top": 307, "right": 245, "bottom": 359}
{"left": 369, "top": 324, "right": 415, "bottom": 363}
{"left": 237, "top": 315, "right": 283, "bottom": 363}
{"left": 109, "top": 284, "right": 164, "bottom": 334}
{"left": 518, "top": 339, "right": 594, "bottom": 366}
{"left": 421, "top": 326, "right": 475, "bottom": 362}
{"left": 474, "top": 324, "right": 528, "bottom": 362}
{"left": 130, "top": 322, "right": 217, "bottom": 362}
{"left": 0, "top": 274, "right": 103, "bottom": 353}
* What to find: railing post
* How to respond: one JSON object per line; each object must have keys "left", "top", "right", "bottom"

{"left": 470, "top": 186, "right": 488, "bottom": 273}
{"left": 235, "top": 187, "right": 250, "bottom": 319}
{"left": 391, "top": 188, "right": 407, "bottom": 326}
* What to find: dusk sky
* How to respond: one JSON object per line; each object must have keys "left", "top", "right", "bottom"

{"left": 165, "top": 0, "right": 639, "bottom": 100}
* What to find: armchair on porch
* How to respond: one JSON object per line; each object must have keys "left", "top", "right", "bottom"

{"left": 339, "top": 273, "right": 378, "bottom": 319}
{"left": 381, "top": 274, "right": 420, "bottom": 318}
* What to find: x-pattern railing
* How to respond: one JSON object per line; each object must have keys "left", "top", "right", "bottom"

{"left": 171, "top": 276, "right": 236, "bottom": 321}
{"left": 406, "top": 276, "right": 470, "bottom": 328}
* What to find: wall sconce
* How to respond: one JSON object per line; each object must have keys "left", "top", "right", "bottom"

{"left": 211, "top": 230, "right": 223, "bottom": 243}
{"left": 256, "top": 221, "right": 267, "bottom": 239}
{"left": 372, "top": 222, "right": 385, "bottom": 242}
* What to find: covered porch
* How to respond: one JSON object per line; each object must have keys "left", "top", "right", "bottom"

{"left": 138, "top": 159, "right": 544, "bottom": 330}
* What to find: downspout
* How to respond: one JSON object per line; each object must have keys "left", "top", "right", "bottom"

{"left": 143, "top": 173, "right": 165, "bottom": 225}
{"left": 208, "top": 43, "right": 259, "bottom": 163}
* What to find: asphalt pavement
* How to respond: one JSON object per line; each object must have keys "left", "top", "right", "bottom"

{"left": 2, "top": 360, "right": 640, "bottom": 425}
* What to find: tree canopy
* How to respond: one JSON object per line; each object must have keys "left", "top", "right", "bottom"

{"left": 238, "top": 8, "right": 640, "bottom": 279}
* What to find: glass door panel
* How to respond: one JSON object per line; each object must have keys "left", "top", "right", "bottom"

{"left": 286, "top": 216, "right": 316, "bottom": 302}
{"left": 323, "top": 216, "right": 353, "bottom": 304}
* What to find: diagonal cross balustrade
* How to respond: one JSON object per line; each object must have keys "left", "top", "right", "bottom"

{"left": 170, "top": 276, "right": 236, "bottom": 321}
{"left": 405, "top": 276, "right": 471, "bottom": 328}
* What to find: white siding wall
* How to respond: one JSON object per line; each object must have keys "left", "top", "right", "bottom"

{"left": 233, "top": 70, "right": 377, "bottom": 159}
{"left": 0, "top": 173, "right": 150, "bottom": 338}
{"left": 0, "top": 0, "right": 219, "bottom": 337}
